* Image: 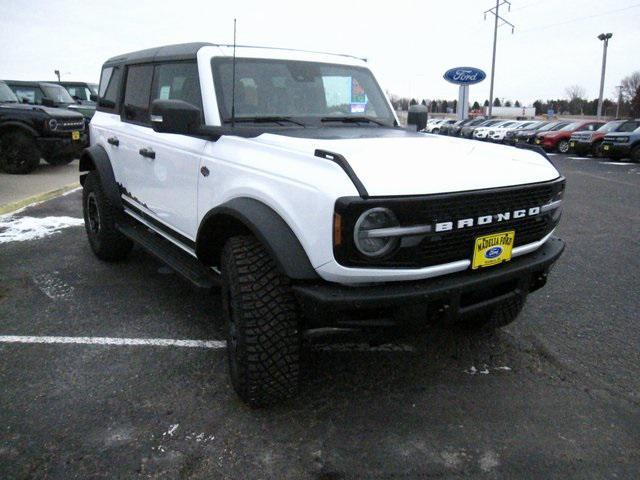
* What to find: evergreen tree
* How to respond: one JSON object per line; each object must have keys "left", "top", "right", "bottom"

{"left": 483, "top": 99, "right": 490, "bottom": 107}
{"left": 410, "top": 98, "right": 418, "bottom": 106}
{"left": 505, "top": 100, "right": 512, "bottom": 107}
{"left": 472, "top": 101, "right": 481, "bottom": 110}
{"left": 514, "top": 100, "right": 521, "bottom": 107}
{"left": 430, "top": 100, "right": 438, "bottom": 113}
{"left": 442, "top": 100, "right": 449, "bottom": 112}
{"left": 493, "top": 98, "right": 502, "bottom": 107}
{"left": 421, "top": 99, "right": 427, "bottom": 106}
{"left": 631, "top": 85, "right": 640, "bottom": 116}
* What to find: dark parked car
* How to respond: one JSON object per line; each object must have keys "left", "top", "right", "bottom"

{"left": 443, "top": 117, "right": 486, "bottom": 137}
{"left": 503, "top": 121, "right": 549, "bottom": 145}
{"left": 600, "top": 124, "right": 640, "bottom": 162}
{"left": 535, "top": 120, "right": 604, "bottom": 153}
{"left": 512, "top": 121, "right": 570, "bottom": 145}
{"left": 55, "top": 81, "right": 98, "bottom": 107}
{"left": 569, "top": 119, "right": 640, "bottom": 157}
{"left": 459, "top": 118, "right": 504, "bottom": 139}
{"left": 0, "top": 80, "right": 86, "bottom": 173}
{"left": 4, "top": 80, "right": 95, "bottom": 120}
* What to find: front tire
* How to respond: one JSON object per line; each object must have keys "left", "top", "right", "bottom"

{"left": 82, "top": 171, "right": 133, "bottom": 261}
{"left": 557, "top": 140, "right": 570, "bottom": 154}
{"left": 0, "top": 131, "right": 41, "bottom": 174}
{"left": 221, "top": 235, "right": 300, "bottom": 407}
{"left": 630, "top": 145, "right": 640, "bottom": 163}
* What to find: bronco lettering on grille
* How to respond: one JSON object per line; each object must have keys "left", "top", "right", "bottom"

{"left": 435, "top": 206, "right": 542, "bottom": 232}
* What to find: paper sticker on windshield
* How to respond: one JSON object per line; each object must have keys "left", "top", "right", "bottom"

{"left": 351, "top": 78, "right": 367, "bottom": 104}
{"left": 350, "top": 104, "right": 365, "bottom": 113}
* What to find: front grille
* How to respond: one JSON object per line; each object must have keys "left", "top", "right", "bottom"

{"left": 334, "top": 178, "right": 564, "bottom": 269}
{"left": 56, "top": 120, "right": 85, "bottom": 131}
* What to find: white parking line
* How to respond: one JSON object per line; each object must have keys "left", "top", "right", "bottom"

{"left": 599, "top": 161, "right": 633, "bottom": 165}
{"left": 0, "top": 335, "right": 227, "bottom": 349}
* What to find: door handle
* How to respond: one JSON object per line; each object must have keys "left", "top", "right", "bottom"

{"left": 139, "top": 148, "right": 155, "bottom": 159}
{"left": 107, "top": 136, "right": 119, "bottom": 146}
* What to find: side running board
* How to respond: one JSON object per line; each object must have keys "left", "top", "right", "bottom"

{"left": 117, "top": 220, "right": 220, "bottom": 289}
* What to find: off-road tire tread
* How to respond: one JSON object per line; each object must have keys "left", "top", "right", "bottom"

{"left": 464, "top": 294, "right": 526, "bottom": 331}
{"left": 222, "top": 235, "right": 300, "bottom": 407}
{"left": 82, "top": 171, "right": 133, "bottom": 261}
{"left": 0, "top": 131, "right": 40, "bottom": 174}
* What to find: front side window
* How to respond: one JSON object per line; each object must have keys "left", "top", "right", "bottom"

{"left": 13, "top": 87, "right": 41, "bottom": 104}
{"left": 211, "top": 58, "right": 395, "bottom": 126}
{"left": 151, "top": 62, "right": 202, "bottom": 110}
{"left": 99, "top": 66, "right": 123, "bottom": 111}
{"left": 619, "top": 121, "right": 640, "bottom": 132}
{"left": 123, "top": 64, "right": 153, "bottom": 124}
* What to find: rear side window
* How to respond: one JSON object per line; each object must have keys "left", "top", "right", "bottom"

{"left": 123, "top": 64, "right": 153, "bottom": 124}
{"left": 98, "top": 66, "right": 123, "bottom": 111}
{"left": 151, "top": 62, "right": 202, "bottom": 111}
{"left": 619, "top": 121, "right": 639, "bottom": 132}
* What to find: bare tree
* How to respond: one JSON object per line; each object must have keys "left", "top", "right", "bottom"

{"left": 620, "top": 71, "right": 640, "bottom": 101}
{"left": 565, "top": 85, "right": 586, "bottom": 101}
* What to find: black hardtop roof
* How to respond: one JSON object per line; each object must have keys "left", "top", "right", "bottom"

{"left": 3, "top": 80, "right": 62, "bottom": 87}
{"left": 104, "top": 42, "right": 214, "bottom": 66}
{"left": 102, "top": 42, "right": 368, "bottom": 67}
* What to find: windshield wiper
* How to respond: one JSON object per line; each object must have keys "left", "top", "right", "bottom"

{"left": 320, "top": 116, "right": 388, "bottom": 127}
{"left": 226, "top": 116, "right": 306, "bottom": 127}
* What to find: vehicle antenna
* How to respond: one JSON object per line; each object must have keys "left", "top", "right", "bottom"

{"left": 231, "top": 18, "right": 237, "bottom": 128}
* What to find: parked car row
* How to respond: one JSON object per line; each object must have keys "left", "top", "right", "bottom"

{"left": 426, "top": 116, "right": 640, "bottom": 161}
{"left": 0, "top": 80, "right": 89, "bottom": 174}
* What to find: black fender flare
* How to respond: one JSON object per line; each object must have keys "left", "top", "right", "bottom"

{"left": 197, "top": 198, "right": 318, "bottom": 280}
{"left": 78, "top": 145, "right": 122, "bottom": 210}
{"left": 0, "top": 121, "right": 39, "bottom": 138}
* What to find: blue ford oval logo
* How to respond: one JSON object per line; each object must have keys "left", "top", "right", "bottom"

{"left": 485, "top": 246, "right": 503, "bottom": 259}
{"left": 443, "top": 67, "right": 487, "bottom": 85}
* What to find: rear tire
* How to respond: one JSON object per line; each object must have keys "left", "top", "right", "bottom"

{"left": 82, "top": 171, "right": 133, "bottom": 261}
{"left": 221, "top": 235, "right": 300, "bottom": 407}
{"left": 0, "top": 130, "right": 41, "bottom": 174}
{"left": 460, "top": 295, "right": 526, "bottom": 331}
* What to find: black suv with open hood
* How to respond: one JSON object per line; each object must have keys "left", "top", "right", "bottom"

{"left": 0, "top": 80, "right": 86, "bottom": 174}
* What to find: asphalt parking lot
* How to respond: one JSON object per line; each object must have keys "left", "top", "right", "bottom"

{"left": 0, "top": 154, "right": 639, "bottom": 479}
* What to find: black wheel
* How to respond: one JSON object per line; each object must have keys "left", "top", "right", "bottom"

{"left": 591, "top": 141, "right": 603, "bottom": 157}
{"left": 44, "top": 154, "right": 76, "bottom": 166}
{"left": 432, "top": 128, "right": 440, "bottom": 134}
{"left": 557, "top": 140, "right": 570, "bottom": 154}
{"left": 630, "top": 145, "right": 640, "bottom": 163}
{"left": 0, "top": 130, "right": 41, "bottom": 174}
{"left": 82, "top": 171, "right": 133, "bottom": 261}
{"left": 460, "top": 294, "right": 526, "bottom": 331}
{"left": 221, "top": 235, "right": 300, "bottom": 407}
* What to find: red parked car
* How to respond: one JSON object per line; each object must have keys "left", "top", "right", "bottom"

{"left": 535, "top": 120, "right": 604, "bottom": 153}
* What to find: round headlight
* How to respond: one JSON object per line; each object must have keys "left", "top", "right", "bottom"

{"left": 353, "top": 207, "right": 400, "bottom": 257}
{"left": 48, "top": 119, "right": 58, "bottom": 130}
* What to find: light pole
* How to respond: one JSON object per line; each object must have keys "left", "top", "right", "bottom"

{"left": 596, "top": 33, "right": 612, "bottom": 119}
{"left": 615, "top": 85, "right": 623, "bottom": 118}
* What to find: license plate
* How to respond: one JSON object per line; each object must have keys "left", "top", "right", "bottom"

{"left": 603, "top": 144, "right": 610, "bottom": 151}
{"left": 72, "top": 131, "right": 80, "bottom": 141}
{"left": 535, "top": 139, "right": 541, "bottom": 144}
{"left": 472, "top": 231, "right": 515, "bottom": 270}
{"left": 570, "top": 141, "right": 575, "bottom": 147}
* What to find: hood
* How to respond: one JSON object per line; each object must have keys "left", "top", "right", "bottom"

{"left": 253, "top": 128, "right": 560, "bottom": 196}
{"left": 0, "top": 102, "right": 84, "bottom": 118}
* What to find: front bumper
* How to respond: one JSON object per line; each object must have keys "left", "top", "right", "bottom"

{"left": 37, "top": 133, "right": 88, "bottom": 157}
{"left": 600, "top": 143, "right": 631, "bottom": 157}
{"left": 568, "top": 141, "right": 593, "bottom": 155}
{"left": 294, "top": 237, "right": 565, "bottom": 328}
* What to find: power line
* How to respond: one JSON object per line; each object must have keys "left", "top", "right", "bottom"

{"left": 519, "top": 3, "right": 640, "bottom": 33}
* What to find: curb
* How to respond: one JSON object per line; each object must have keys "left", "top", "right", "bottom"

{"left": 0, "top": 182, "right": 80, "bottom": 216}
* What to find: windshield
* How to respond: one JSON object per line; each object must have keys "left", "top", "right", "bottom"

{"left": 597, "top": 121, "right": 623, "bottom": 132}
{"left": 0, "top": 82, "right": 18, "bottom": 103}
{"left": 41, "top": 84, "right": 74, "bottom": 104}
{"left": 560, "top": 122, "right": 580, "bottom": 131}
{"left": 212, "top": 58, "right": 395, "bottom": 126}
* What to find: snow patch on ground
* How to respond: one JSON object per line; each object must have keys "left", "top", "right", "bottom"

{"left": 0, "top": 216, "right": 84, "bottom": 243}
{"left": 33, "top": 271, "right": 74, "bottom": 300}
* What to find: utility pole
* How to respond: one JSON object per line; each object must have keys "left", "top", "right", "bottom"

{"left": 54, "top": 70, "right": 61, "bottom": 82}
{"left": 615, "top": 84, "right": 623, "bottom": 118}
{"left": 485, "top": 0, "right": 514, "bottom": 118}
{"left": 596, "top": 33, "right": 612, "bottom": 119}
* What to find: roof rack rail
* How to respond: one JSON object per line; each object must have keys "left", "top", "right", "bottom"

{"left": 211, "top": 43, "right": 367, "bottom": 62}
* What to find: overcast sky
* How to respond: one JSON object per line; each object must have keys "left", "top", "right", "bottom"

{"left": 1, "top": 0, "right": 638, "bottom": 106}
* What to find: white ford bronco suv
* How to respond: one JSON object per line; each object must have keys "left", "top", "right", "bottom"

{"left": 81, "top": 43, "right": 565, "bottom": 406}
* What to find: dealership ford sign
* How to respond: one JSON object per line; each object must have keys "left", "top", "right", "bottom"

{"left": 443, "top": 67, "right": 486, "bottom": 85}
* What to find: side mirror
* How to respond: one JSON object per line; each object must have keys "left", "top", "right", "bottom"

{"left": 407, "top": 104, "right": 429, "bottom": 131}
{"left": 21, "top": 98, "right": 30, "bottom": 104}
{"left": 89, "top": 93, "right": 98, "bottom": 102}
{"left": 150, "top": 99, "right": 201, "bottom": 135}
{"left": 41, "top": 98, "right": 55, "bottom": 107}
